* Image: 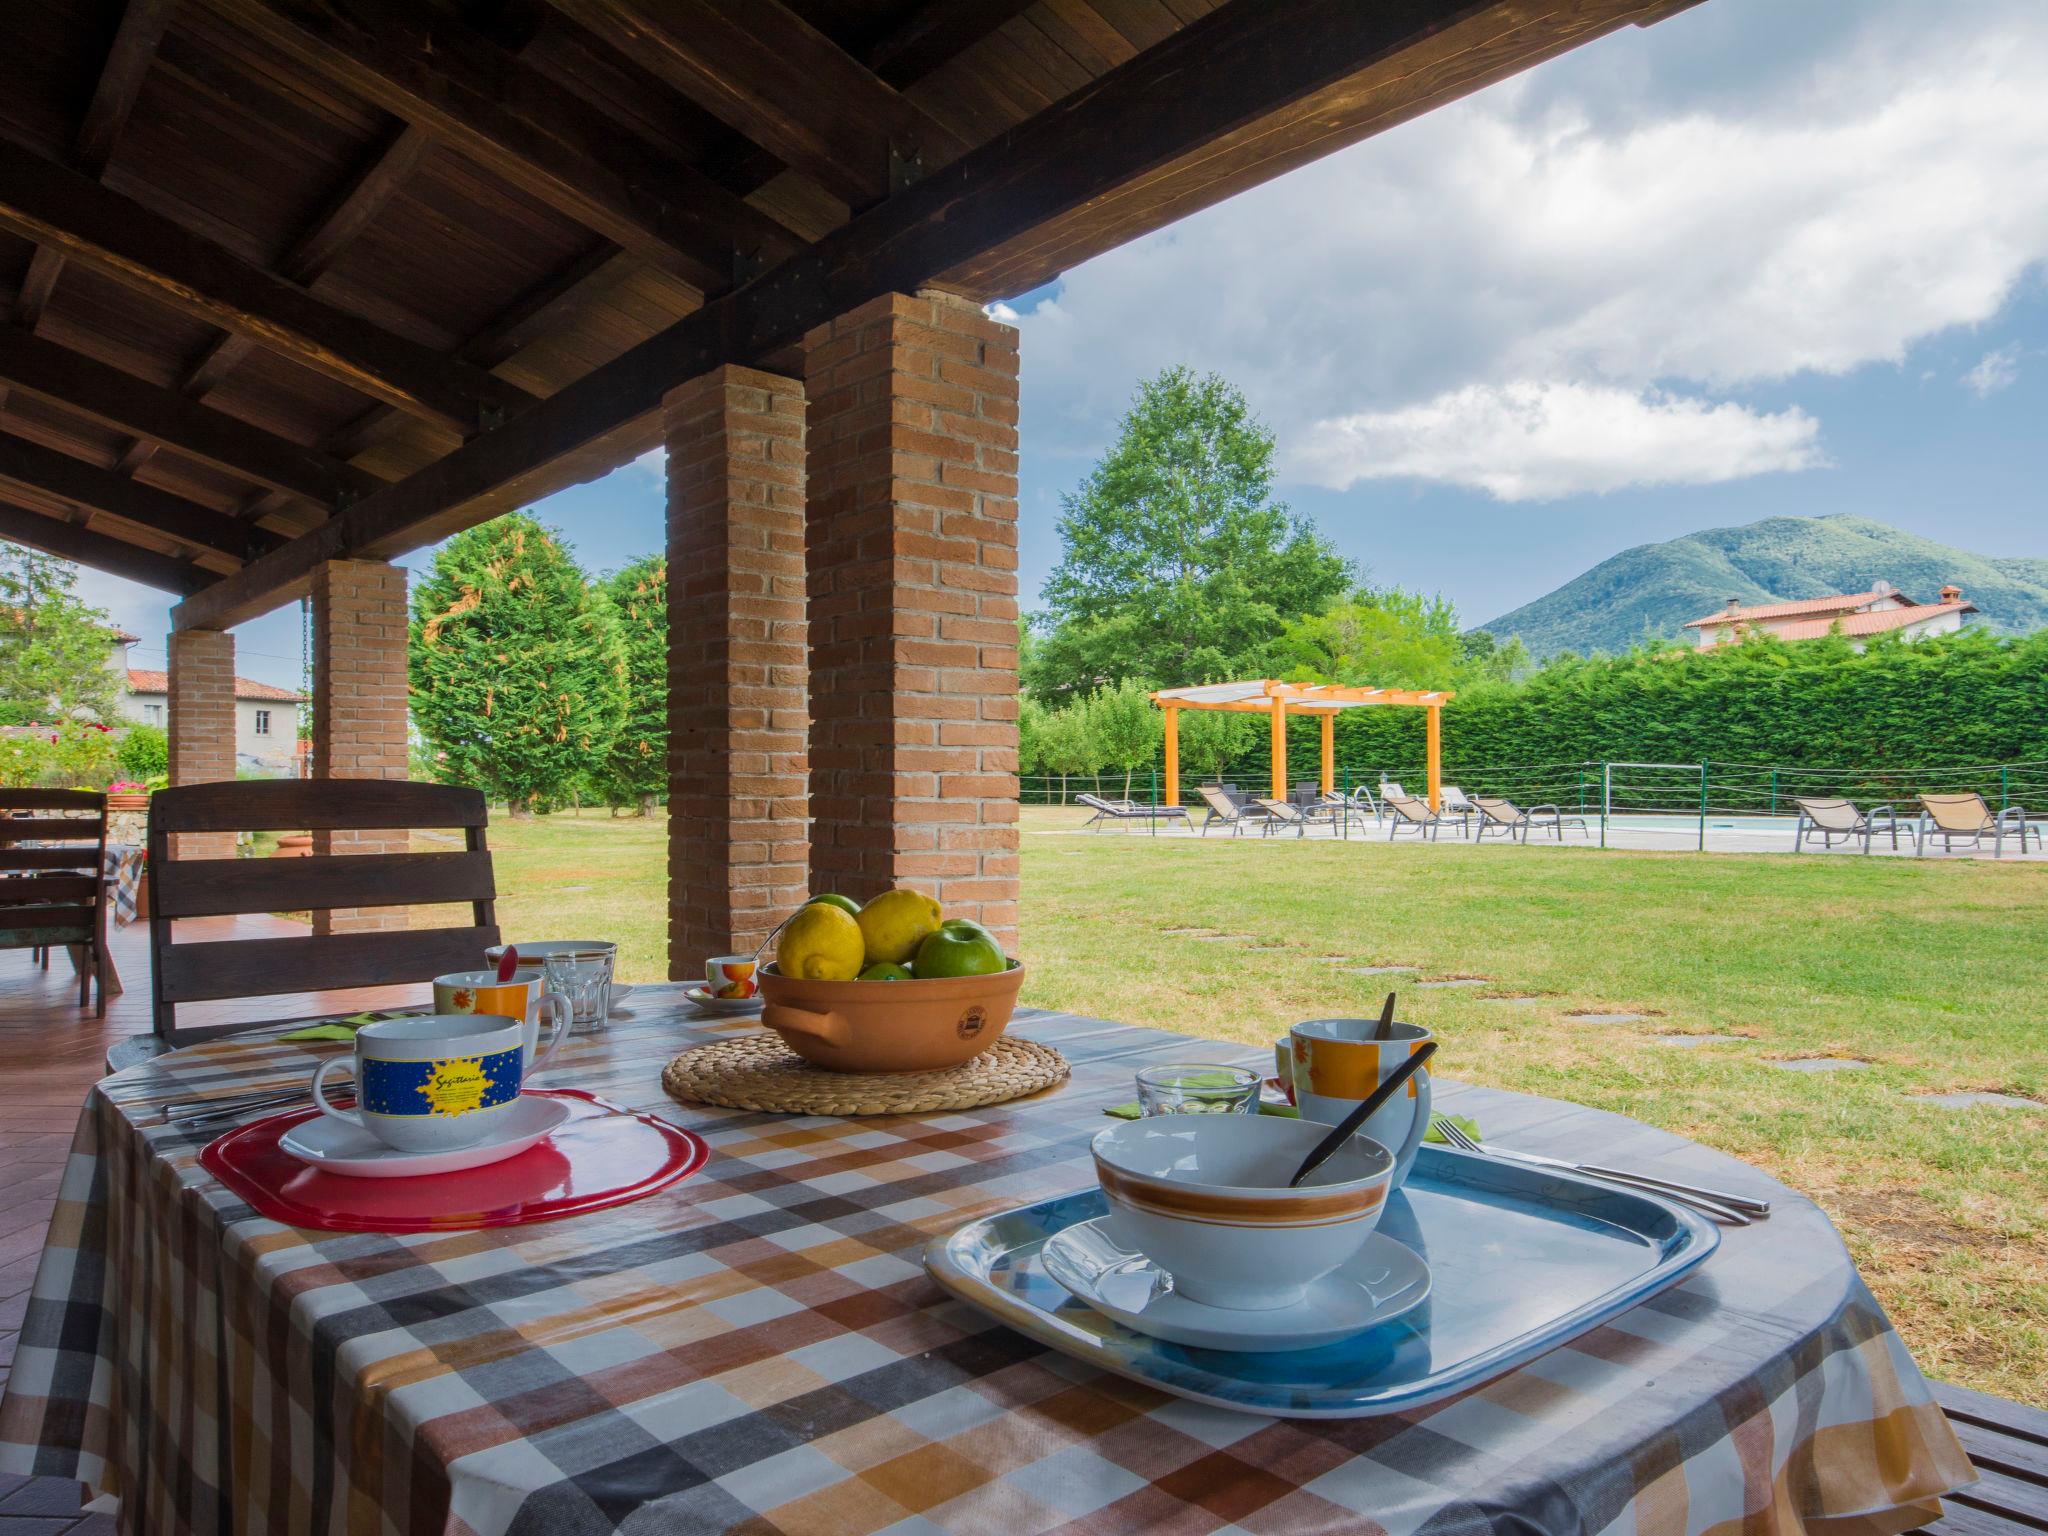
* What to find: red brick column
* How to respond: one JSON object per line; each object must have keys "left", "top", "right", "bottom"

{"left": 665, "top": 365, "right": 810, "bottom": 976}
{"left": 165, "top": 629, "right": 237, "bottom": 859}
{"left": 309, "top": 559, "right": 411, "bottom": 935}
{"left": 804, "top": 291, "right": 1020, "bottom": 947}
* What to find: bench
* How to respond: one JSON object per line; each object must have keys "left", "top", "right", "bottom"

{"left": 1915, "top": 1382, "right": 2047, "bottom": 1536}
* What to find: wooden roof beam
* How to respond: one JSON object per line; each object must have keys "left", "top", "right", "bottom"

{"left": 858, "top": 0, "right": 1040, "bottom": 88}
{"left": 15, "top": 0, "right": 174, "bottom": 334}
{"left": 0, "top": 432, "right": 281, "bottom": 565}
{"left": 547, "top": 0, "right": 968, "bottom": 208}
{"left": 0, "top": 499, "right": 215, "bottom": 596}
{"left": 0, "top": 328, "right": 381, "bottom": 507}
{"left": 170, "top": 0, "right": 1602, "bottom": 632}
{"left": 202, "top": 0, "right": 806, "bottom": 292}
{"left": 0, "top": 142, "right": 534, "bottom": 437}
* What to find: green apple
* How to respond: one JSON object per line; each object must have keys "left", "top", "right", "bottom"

{"left": 804, "top": 893, "right": 861, "bottom": 917}
{"left": 911, "top": 920, "right": 1006, "bottom": 978}
{"left": 858, "top": 961, "right": 913, "bottom": 981}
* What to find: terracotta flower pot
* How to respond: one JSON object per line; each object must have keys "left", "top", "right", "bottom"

{"left": 271, "top": 833, "right": 314, "bottom": 858}
{"left": 105, "top": 793, "right": 148, "bottom": 811}
{"left": 758, "top": 961, "right": 1025, "bottom": 1073}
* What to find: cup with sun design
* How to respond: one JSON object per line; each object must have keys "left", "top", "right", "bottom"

{"left": 310, "top": 1015, "right": 528, "bottom": 1152}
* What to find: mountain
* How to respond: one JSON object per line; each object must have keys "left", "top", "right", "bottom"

{"left": 1479, "top": 515, "right": 2048, "bottom": 657}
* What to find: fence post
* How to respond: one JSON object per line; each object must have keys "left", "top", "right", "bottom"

{"left": 1770, "top": 767, "right": 1778, "bottom": 817}
{"left": 2000, "top": 765, "right": 2010, "bottom": 815}
{"left": 1151, "top": 766, "right": 1159, "bottom": 837}
{"left": 1698, "top": 759, "right": 1709, "bottom": 852}
{"left": 1600, "top": 762, "right": 1610, "bottom": 849}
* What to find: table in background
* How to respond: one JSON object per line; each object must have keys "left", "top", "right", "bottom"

{"left": 0, "top": 991, "right": 1972, "bottom": 1535}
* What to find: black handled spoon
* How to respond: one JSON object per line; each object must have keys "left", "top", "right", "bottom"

{"left": 1286, "top": 1040, "right": 1437, "bottom": 1189}
{"left": 1372, "top": 991, "right": 1397, "bottom": 1041}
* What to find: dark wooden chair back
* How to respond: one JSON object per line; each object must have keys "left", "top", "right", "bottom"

{"left": 0, "top": 788, "right": 109, "bottom": 1014}
{"left": 146, "top": 780, "right": 498, "bottom": 1044}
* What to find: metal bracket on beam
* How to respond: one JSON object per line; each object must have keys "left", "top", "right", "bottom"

{"left": 476, "top": 402, "right": 506, "bottom": 435}
{"left": 732, "top": 246, "right": 768, "bottom": 288}
{"left": 888, "top": 144, "right": 924, "bottom": 195}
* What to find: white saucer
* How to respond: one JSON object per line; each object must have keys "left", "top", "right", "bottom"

{"left": 685, "top": 985, "right": 762, "bottom": 1014}
{"left": 1041, "top": 1217, "right": 1430, "bottom": 1352}
{"left": 278, "top": 1094, "right": 572, "bottom": 1179}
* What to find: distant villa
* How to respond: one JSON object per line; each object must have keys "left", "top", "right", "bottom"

{"left": 1681, "top": 579, "right": 1977, "bottom": 652}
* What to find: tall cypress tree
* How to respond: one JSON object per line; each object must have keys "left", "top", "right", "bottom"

{"left": 409, "top": 513, "right": 626, "bottom": 815}
{"left": 595, "top": 554, "right": 667, "bottom": 815}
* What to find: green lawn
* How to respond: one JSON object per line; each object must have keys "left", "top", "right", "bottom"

{"left": 450, "top": 804, "right": 2048, "bottom": 1405}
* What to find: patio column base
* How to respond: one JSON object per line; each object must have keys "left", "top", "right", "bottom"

{"left": 165, "top": 629, "right": 236, "bottom": 860}
{"left": 665, "top": 365, "right": 811, "bottom": 975}
{"left": 310, "top": 559, "right": 410, "bottom": 936}
{"left": 804, "top": 291, "right": 1020, "bottom": 948}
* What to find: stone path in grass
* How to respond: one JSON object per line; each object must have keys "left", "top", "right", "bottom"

{"left": 1148, "top": 927, "right": 2043, "bottom": 1115}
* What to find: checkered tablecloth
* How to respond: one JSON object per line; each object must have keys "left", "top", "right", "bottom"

{"left": 0, "top": 994, "right": 1972, "bottom": 1536}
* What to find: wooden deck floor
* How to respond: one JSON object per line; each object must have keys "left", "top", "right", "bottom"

{"left": 0, "top": 914, "right": 425, "bottom": 1531}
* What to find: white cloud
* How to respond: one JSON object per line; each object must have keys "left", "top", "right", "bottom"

{"left": 1961, "top": 343, "right": 2021, "bottom": 397}
{"left": 1289, "top": 382, "right": 1823, "bottom": 501}
{"left": 1007, "top": 0, "right": 2048, "bottom": 499}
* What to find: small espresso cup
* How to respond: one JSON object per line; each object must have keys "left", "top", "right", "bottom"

{"left": 311, "top": 1015, "right": 526, "bottom": 1152}
{"left": 1284, "top": 1019, "right": 1435, "bottom": 1189}
{"left": 432, "top": 972, "right": 568, "bottom": 1076}
{"left": 705, "top": 954, "right": 758, "bottom": 999}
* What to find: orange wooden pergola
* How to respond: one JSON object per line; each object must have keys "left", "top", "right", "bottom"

{"left": 1150, "top": 681, "right": 1455, "bottom": 810}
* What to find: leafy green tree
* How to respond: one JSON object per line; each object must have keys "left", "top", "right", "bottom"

{"left": 1032, "top": 368, "right": 1351, "bottom": 699}
{"left": 1037, "top": 703, "right": 1096, "bottom": 804}
{"left": 0, "top": 543, "right": 124, "bottom": 722}
{"left": 593, "top": 555, "right": 667, "bottom": 816}
{"left": 1018, "top": 695, "right": 1050, "bottom": 778}
{"left": 116, "top": 723, "right": 168, "bottom": 780}
{"left": 1085, "top": 678, "right": 1164, "bottom": 799}
{"left": 1175, "top": 707, "right": 1260, "bottom": 787}
{"left": 1278, "top": 588, "right": 1467, "bottom": 690}
{"left": 409, "top": 513, "right": 627, "bottom": 816}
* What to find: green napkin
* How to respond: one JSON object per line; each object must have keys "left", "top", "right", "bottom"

{"left": 1425, "top": 1113, "right": 1482, "bottom": 1145}
{"left": 278, "top": 1011, "right": 392, "bottom": 1043}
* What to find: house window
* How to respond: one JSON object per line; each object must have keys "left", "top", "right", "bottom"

{"left": 254, "top": 709, "right": 271, "bottom": 736}
{"left": 143, "top": 704, "right": 163, "bottom": 725}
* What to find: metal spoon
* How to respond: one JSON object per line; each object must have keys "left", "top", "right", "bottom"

{"left": 1287, "top": 1041, "right": 1436, "bottom": 1188}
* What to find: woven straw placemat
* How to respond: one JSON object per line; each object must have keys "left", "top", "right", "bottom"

{"left": 662, "top": 1033, "right": 1069, "bottom": 1116}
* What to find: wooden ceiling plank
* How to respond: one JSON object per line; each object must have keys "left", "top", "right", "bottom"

{"left": 15, "top": 0, "right": 177, "bottom": 334}
{"left": 547, "top": 0, "right": 969, "bottom": 208}
{"left": 0, "top": 431, "right": 280, "bottom": 564}
{"left": 203, "top": 0, "right": 803, "bottom": 290}
{"left": 861, "top": 0, "right": 1044, "bottom": 87}
{"left": 0, "top": 141, "right": 534, "bottom": 436}
{"left": 0, "top": 328, "right": 379, "bottom": 506}
{"left": 0, "top": 499, "right": 215, "bottom": 596}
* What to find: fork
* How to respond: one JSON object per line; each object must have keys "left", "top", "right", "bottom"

{"left": 1431, "top": 1115, "right": 1761, "bottom": 1225}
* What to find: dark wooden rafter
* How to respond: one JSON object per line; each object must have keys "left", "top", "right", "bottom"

{"left": 547, "top": 0, "right": 970, "bottom": 208}
{"left": 178, "top": 122, "right": 431, "bottom": 403}
{"left": 0, "top": 142, "right": 534, "bottom": 436}
{"left": 0, "top": 328, "right": 379, "bottom": 506}
{"left": 177, "top": 0, "right": 1533, "bottom": 631}
{"left": 0, "top": 432, "right": 283, "bottom": 563}
{"left": 859, "top": 0, "right": 1043, "bottom": 88}
{"left": 15, "top": 0, "right": 175, "bottom": 333}
{"left": 0, "top": 500, "right": 215, "bottom": 595}
{"left": 200, "top": 0, "right": 807, "bottom": 290}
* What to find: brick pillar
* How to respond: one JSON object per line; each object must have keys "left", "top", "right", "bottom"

{"left": 166, "top": 629, "right": 237, "bottom": 859}
{"left": 309, "top": 559, "right": 410, "bottom": 935}
{"left": 666, "top": 365, "right": 810, "bottom": 976}
{"left": 804, "top": 290, "right": 1020, "bottom": 947}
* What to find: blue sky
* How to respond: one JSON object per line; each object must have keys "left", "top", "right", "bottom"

{"left": 79, "top": 0, "right": 2048, "bottom": 688}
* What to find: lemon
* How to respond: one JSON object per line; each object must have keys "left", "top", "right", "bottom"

{"left": 855, "top": 887, "right": 942, "bottom": 966}
{"left": 777, "top": 903, "right": 864, "bottom": 981}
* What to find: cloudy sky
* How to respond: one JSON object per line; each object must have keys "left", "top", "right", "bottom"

{"left": 80, "top": 0, "right": 2048, "bottom": 687}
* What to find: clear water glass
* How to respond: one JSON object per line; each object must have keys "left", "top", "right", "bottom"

{"left": 542, "top": 950, "right": 613, "bottom": 1035}
{"left": 1135, "top": 1063, "right": 1261, "bottom": 1117}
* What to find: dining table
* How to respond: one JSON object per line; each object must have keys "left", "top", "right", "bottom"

{"left": 0, "top": 988, "right": 1973, "bottom": 1536}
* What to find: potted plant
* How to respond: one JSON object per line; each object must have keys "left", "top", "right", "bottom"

{"left": 106, "top": 779, "right": 149, "bottom": 811}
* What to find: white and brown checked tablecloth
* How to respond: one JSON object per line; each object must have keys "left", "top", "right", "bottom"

{"left": 0, "top": 994, "right": 1973, "bottom": 1536}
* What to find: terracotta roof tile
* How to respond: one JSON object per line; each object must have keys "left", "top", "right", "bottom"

{"left": 1764, "top": 602, "right": 1975, "bottom": 641}
{"left": 1682, "top": 590, "right": 1912, "bottom": 628}
{"left": 127, "top": 669, "right": 304, "bottom": 703}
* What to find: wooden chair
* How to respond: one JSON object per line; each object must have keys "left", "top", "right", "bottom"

{"left": 0, "top": 789, "right": 110, "bottom": 1015}
{"left": 146, "top": 781, "right": 499, "bottom": 1045}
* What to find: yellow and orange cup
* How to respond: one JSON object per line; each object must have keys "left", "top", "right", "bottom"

{"left": 1278, "top": 1018, "right": 1434, "bottom": 1189}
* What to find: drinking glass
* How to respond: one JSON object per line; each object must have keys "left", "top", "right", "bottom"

{"left": 543, "top": 949, "right": 614, "bottom": 1036}
{"left": 1134, "top": 1063, "right": 1261, "bottom": 1117}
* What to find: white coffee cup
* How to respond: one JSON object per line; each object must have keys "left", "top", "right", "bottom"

{"left": 431, "top": 972, "right": 567, "bottom": 1076}
{"left": 311, "top": 1015, "right": 527, "bottom": 1153}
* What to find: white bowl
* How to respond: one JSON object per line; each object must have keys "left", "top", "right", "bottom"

{"left": 1090, "top": 1115, "right": 1394, "bottom": 1311}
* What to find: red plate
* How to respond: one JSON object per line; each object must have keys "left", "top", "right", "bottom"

{"left": 199, "top": 1089, "right": 709, "bottom": 1233}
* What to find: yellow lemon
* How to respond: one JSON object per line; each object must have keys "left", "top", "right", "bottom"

{"left": 855, "top": 887, "right": 943, "bottom": 966}
{"left": 776, "top": 903, "right": 864, "bottom": 981}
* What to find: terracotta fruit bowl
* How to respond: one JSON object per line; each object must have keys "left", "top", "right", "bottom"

{"left": 758, "top": 961, "right": 1026, "bottom": 1072}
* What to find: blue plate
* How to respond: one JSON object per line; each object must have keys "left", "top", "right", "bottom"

{"left": 923, "top": 1144, "right": 1719, "bottom": 1418}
